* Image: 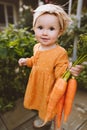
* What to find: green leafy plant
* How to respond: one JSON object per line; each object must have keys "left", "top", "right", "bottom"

{"left": 0, "top": 25, "right": 36, "bottom": 112}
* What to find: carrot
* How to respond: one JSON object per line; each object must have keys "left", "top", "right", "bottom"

{"left": 63, "top": 54, "right": 87, "bottom": 122}
{"left": 41, "top": 54, "right": 87, "bottom": 127}
{"left": 64, "top": 77, "right": 77, "bottom": 122}
{"left": 56, "top": 94, "right": 65, "bottom": 128}
{"left": 44, "top": 78, "right": 67, "bottom": 124}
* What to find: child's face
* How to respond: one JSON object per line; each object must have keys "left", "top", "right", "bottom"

{"left": 34, "top": 13, "right": 61, "bottom": 46}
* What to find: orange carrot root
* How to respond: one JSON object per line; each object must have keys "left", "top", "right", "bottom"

{"left": 64, "top": 77, "right": 77, "bottom": 122}
{"left": 56, "top": 95, "right": 65, "bottom": 128}
{"left": 44, "top": 78, "right": 67, "bottom": 123}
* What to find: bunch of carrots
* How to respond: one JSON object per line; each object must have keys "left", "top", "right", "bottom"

{"left": 42, "top": 54, "right": 87, "bottom": 128}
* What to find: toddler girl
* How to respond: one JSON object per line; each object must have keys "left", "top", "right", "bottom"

{"left": 18, "top": 4, "right": 83, "bottom": 130}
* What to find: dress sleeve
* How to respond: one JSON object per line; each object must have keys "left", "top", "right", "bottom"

{"left": 33, "top": 43, "right": 40, "bottom": 55}
{"left": 54, "top": 51, "right": 69, "bottom": 79}
{"left": 26, "top": 56, "right": 34, "bottom": 67}
{"left": 25, "top": 43, "right": 40, "bottom": 67}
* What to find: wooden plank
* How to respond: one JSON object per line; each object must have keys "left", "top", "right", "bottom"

{"left": 1, "top": 98, "right": 37, "bottom": 130}
{"left": 0, "top": 118, "right": 7, "bottom": 130}
{"left": 0, "top": 90, "right": 87, "bottom": 130}
{"left": 63, "top": 104, "right": 87, "bottom": 130}
{"left": 77, "top": 120, "right": 87, "bottom": 130}
{"left": 14, "top": 116, "right": 51, "bottom": 130}
{"left": 13, "top": 116, "right": 35, "bottom": 130}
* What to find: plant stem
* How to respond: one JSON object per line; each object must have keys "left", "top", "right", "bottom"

{"left": 62, "top": 54, "right": 87, "bottom": 81}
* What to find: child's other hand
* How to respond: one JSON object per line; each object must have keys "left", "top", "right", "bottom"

{"left": 18, "top": 58, "right": 27, "bottom": 66}
{"left": 69, "top": 62, "right": 84, "bottom": 77}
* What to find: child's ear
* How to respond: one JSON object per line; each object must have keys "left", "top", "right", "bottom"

{"left": 58, "top": 30, "right": 63, "bottom": 37}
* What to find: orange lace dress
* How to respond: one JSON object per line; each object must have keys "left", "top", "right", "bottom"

{"left": 23, "top": 43, "right": 69, "bottom": 121}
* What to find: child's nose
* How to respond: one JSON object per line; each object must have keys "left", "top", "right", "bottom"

{"left": 42, "top": 29, "right": 48, "bottom": 35}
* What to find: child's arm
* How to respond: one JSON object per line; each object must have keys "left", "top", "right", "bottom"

{"left": 18, "top": 56, "right": 34, "bottom": 67}
{"left": 18, "top": 44, "right": 39, "bottom": 67}
{"left": 54, "top": 52, "right": 83, "bottom": 79}
{"left": 18, "top": 58, "right": 27, "bottom": 66}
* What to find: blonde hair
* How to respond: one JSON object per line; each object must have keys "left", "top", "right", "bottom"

{"left": 33, "top": 4, "right": 72, "bottom": 34}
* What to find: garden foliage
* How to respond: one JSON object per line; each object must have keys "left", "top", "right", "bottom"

{"left": 0, "top": 25, "right": 36, "bottom": 112}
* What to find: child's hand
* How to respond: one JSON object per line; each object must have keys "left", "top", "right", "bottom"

{"left": 69, "top": 62, "right": 84, "bottom": 77}
{"left": 18, "top": 58, "right": 27, "bottom": 66}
